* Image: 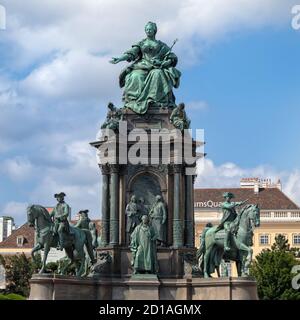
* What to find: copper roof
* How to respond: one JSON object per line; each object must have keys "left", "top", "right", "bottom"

{"left": 194, "top": 188, "right": 299, "bottom": 210}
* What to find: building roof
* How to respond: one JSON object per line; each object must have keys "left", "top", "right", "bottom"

{"left": 0, "top": 223, "right": 34, "bottom": 249}
{"left": 0, "top": 220, "right": 102, "bottom": 249}
{"left": 194, "top": 188, "right": 299, "bottom": 210}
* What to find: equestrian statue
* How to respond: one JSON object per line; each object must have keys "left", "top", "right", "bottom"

{"left": 27, "top": 193, "right": 96, "bottom": 277}
{"left": 198, "top": 192, "right": 260, "bottom": 278}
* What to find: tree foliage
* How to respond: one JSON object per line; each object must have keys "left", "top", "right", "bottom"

{"left": 250, "top": 234, "right": 300, "bottom": 300}
{"left": 0, "top": 253, "right": 41, "bottom": 298}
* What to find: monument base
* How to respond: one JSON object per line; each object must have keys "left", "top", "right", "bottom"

{"left": 29, "top": 274, "right": 258, "bottom": 300}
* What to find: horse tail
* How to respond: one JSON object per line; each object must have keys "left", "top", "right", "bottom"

{"left": 83, "top": 230, "right": 95, "bottom": 263}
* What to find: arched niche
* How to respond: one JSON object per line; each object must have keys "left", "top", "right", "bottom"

{"left": 127, "top": 170, "right": 167, "bottom": 208}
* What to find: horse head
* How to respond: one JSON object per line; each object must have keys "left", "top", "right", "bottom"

{"left": 239, "top": 204, "right": 260, "bottom": 232}
{"left": 27, "top": 204, "right": 37, "bottom": 227}
{"left": 27, "top": 204, "right": 52, "bottom": 229}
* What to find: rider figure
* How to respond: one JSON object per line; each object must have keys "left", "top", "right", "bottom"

{"left": 216, "top": 192, "right": 248, "bottom": 252}
{"left": 50, "top": 192, "right": 71, "bottom": 251}
{"left": 75, "top": 210, "right": 91, "bottom": 230}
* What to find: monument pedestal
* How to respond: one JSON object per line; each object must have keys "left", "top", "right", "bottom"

{"left": 29, "top": 274, "right": 258, "bottom": 300}
{"left": 127, "top": 274, "right": 160, "bottom": 300}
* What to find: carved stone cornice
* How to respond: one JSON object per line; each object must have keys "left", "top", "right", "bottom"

{"left": 100, "top": 164, "right": 110, "bottom": 175}
{"left": 173, "top": 164, "right": 183, "bottom": 174}
{"left": 109, "top": 164, "right": 120, "bottom": 174}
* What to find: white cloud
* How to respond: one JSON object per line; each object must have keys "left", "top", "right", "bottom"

{"left": 2, "top": 0, "right": 294, "bottom": 70}
{"left": 2, "top": 202, "right": 28, "bottom": 224}
{"left": 28, "top": 139, "right": 101, "bottom": 221}
{"left": 285, "top": 170, "right": 300, "bottom": 205}
{"left": 196, "top": 159, "right": 300, "bottom": 207}
{"left": 20, "top": 50, "right": 120, "bottom": 102}
{"left": 2, "top": 157, "right": 34, "bottom": 182}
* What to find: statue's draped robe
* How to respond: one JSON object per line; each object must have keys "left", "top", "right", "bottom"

{"left": 125, "top": 201, "right": 139, "bottom": 233}
{"left": 130, "top": 224, "right": 158, "bottom": 273}
{"left": 120, "top": 39, "right": 181, "bottom": 114}
{"left": 150, "top": 201, "right": 167, "bottom": 243}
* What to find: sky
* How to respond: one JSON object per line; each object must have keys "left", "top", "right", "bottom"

{"left": 0, "top": 0, "right": 300, "bottom": 225}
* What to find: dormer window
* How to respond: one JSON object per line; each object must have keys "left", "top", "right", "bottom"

{"left": 17, "top": 236, "right": 24, "bottom": 246}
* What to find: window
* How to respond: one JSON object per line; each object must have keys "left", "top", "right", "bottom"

{"left": 16, "top": 236, "right": 24, "bottom": 246}
{"left": 293, "top": 234, "right": 300, "bottom": 245}
{"left": 259, "top": 234, "right": 270, "bottom": 245}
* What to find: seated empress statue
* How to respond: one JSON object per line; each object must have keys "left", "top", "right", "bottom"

{"left": 110, "top": 21, "right": 181, "bottom": 114}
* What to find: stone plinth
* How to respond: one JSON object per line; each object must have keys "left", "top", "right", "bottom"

{"left": 191, "top": 277, "right": 258, "bottom": 300}
{"left": 29, "top": 274, "right": 258, "bottom": 300}
{"left": 127, "top": 274, "right": 160, "bottom": 300}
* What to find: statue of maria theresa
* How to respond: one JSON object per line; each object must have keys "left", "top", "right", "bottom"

{"left": 110, "top": 21, "right": 181, "bottom": 114}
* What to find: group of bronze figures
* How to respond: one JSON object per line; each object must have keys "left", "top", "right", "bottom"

{"left": 126, "top": 195, "right": 167, "bottom": 274}
{"left": 27, "top": 190, "right": 260, "bottom": 278}
{"left": 27, "top": 193, "right": 99, "bottom": 277}
{"left": 101, "top": 101, "right": 190, "bottom": 132}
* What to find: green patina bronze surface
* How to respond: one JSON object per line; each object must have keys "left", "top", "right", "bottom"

{"left": 170, "top": 103, "right": 190, "bottom": 130}
{"left": 27, "top": 200, "right": 96, "bottom": 277}
{"left": 50, "top": 192, "right": 71, "bottom": 251}
{"left": 149, "top": 195, "right": 167, "bottom": 246}
{"left": 110, "top": 21, "right": 181, "bottom": 114}
{"left": 130, "top": 215, "right": 158, "bottom": 274}
{"left": 101, "top": 102, "right": 123, "bottom": 131}
{"left": 197, "top": 193, "right": 260, "bottom": 278}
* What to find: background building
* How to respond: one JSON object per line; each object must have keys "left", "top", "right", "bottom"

{"left": 194, "top": 178, "right": 300, "bottom": 276}
{"left": 0, "top": 216, "right": 15, "bottom": 243}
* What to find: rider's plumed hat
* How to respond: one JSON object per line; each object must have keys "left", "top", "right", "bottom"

{"left": 54, "top": 192, "right": 66, "bottom": 198}
{"left": 223, "top": 192, "right": 234, "bottom": 199}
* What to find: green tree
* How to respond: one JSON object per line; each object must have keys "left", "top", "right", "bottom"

{"left": 250, "top": 234, "right": 300, "bottom": 300}
{"left": 0, "top": 253, "right": 41, "bottom": 298}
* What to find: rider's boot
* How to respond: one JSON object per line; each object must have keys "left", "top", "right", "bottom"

{"left": 224, "top": 230, "right": 231, "bottom": 252}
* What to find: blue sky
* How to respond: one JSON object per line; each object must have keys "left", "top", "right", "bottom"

{"left": 0, "top": 0, "right": 300, "bottom": 224}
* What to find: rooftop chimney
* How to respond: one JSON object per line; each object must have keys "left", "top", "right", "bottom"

{"left": 240, "top": 177, "right": 282, "bottom": 193}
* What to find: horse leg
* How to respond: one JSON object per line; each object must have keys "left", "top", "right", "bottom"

{"left": 31, "top": 243, "right": 42, "bottom": 263}
{"left": 84, "top": 230, "right": 96, "bottom": 264}
{"left": 75, "top": 247, "right": 85, "bottom": 277}
{"left": 216, "top": 265, "right": 221, "bottom": 278}
{"left": 236, "top": 260, "right": 242, "bottom": 277}
{"left": 61, "top": 247, "right": 73, "bottom": 275}
{"left": 238, "top": 243, "right": 253, "bottom": 276}
{"left": 203, "top": 247, "right": 211, "bottom": 278}
{"left": 39, "top": 243, "right": 50, "bottom": 274}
